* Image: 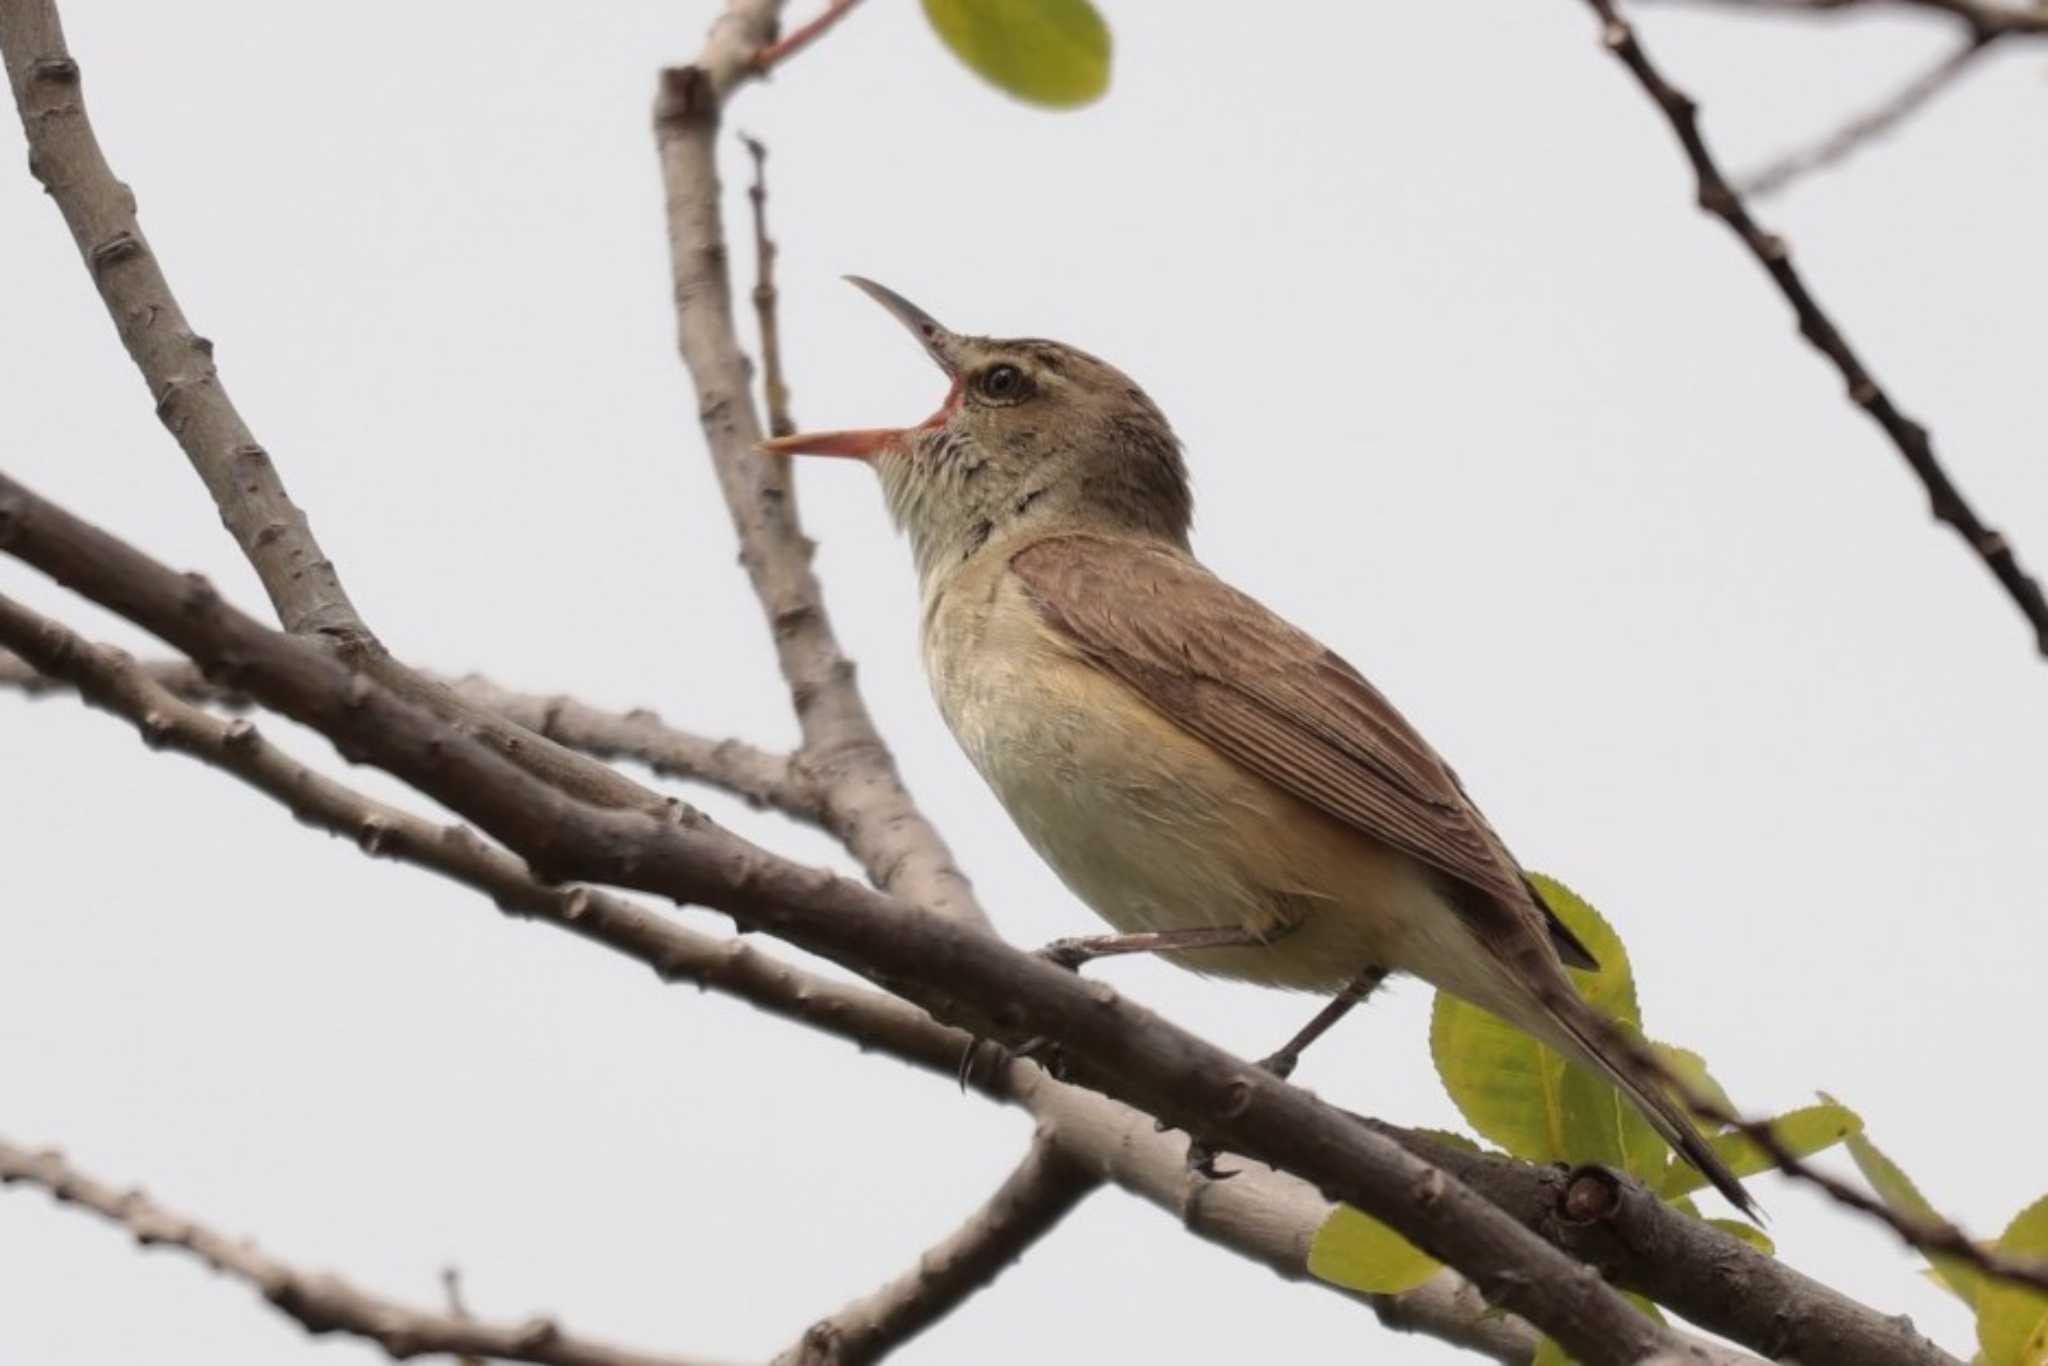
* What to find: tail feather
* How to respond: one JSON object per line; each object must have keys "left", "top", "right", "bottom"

{"left": 1535, "top": 992, "right": 1760, "bottom": 1221}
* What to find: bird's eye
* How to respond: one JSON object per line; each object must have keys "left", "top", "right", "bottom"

{"left": 976, "top": 364, "right": 1028, "bottom": 402}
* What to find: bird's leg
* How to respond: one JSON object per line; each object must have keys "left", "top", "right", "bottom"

{"left": 970, "top": 927, "right": 1292, "bottom": 1087}
{"left": 1255, "top": 964, "right": 1390, "bottom": 1081}
{"left": 1034, "top": 924, "right": 1285, "bottom": 972}
{"left": 1185, "top": 964, "right": 1389, "bottom": 1180}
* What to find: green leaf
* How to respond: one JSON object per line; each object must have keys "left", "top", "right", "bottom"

{"left": 1709, "top": 1216, "right": 1777, "bottom": 1256}
{"left": 1307, "top": 1204, "right": 1441, "bottom": 1295}
{"left": 1651, "top": 1041, "right": 1735, "bottom": 1116}
{"left": 1429, "top": 876, "right": 1642, "bottom": 1166}
{"left": 1671, "top": 1195, "right": 1778, "bottom": 1257}
{"left": 920, "top": 0, "right": 1111, "bottom": 108}
{"left": 1659, "top": 1101, "right": 1862, "bottom": 1199}
{"left": 1840, "top": 1117, "right": 1985, "bottom": 1310}
{"left": 1978, "top": 1195, "right": 2048, "bottom": 1366}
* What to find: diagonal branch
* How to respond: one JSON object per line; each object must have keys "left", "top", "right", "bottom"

{"left": 0, "top": 582, "right": 1961, "bottom": 1366}
{"left": 0, "top": 473, "right": 1741, "bottom": 1366}
{"left": 0, "top": 597, "right": 1543, "bottom": 1365}
{"left": 772, "top": 1130, "right": 1095, "bottom": 1366}
{"left": 0, "top": 0, "right": 694, "bottom": 815}
{"left": 0, "top": 650, "right": 821, "bottom": 823}
{"left": 1578, "top": 0, "right": 2048, "bottom": 658}
{"left": 752, "top": 0, "right": 868, "bottom": 74}
{"left": 0, "top": 1138, "right": 724, "bottom": 1366}
{"left": 0, "top": 0, "right": 360, "bottom": 642}
{"left": 1641, "top": 0, "right": 2048, "bottom": 37}
{"left": 1734, "top": 33, "right": 1995, "bottom": 198}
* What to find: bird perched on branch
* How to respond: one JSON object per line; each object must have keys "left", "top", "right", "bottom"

{"left": 762, "top": 277, "right": 1754, "bottom": 1216}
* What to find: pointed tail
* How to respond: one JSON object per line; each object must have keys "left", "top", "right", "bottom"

{"left": 1531, "top": 989, "right": 1759, "bottom": 1221}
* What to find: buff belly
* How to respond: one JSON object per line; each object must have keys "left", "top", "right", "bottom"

{"left": 927, "top": 583, "right": 1513, "bottom": 1007}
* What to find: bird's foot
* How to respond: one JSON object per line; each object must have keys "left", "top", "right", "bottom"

{"left": 1033, "top": 938, "right": 1097, "bottom": 972}
{"left": 1184, "top": 1137, "right": 1238, "bottom": 1181}
{"left": 956, "top": 1033, "right": 1069, "bottom": 1088}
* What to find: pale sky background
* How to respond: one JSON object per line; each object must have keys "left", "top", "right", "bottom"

{"left": 3, "top": 2, "right": 2045, "bottom": 1363}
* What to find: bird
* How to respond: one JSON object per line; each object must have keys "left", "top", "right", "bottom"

{"left": 760, "top": 276, "right": 1754, "bottom": 1215}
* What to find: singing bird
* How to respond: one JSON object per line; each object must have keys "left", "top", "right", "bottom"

{"left": 763, "top": 278, "right": 1753, "bottom": 1214}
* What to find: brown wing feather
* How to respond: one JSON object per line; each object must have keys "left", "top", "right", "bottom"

{"left": 1010, "top": 533, "right": 1571, "bottom": 946}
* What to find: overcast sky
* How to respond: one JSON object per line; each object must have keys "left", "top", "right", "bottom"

{"left": 4, "top": 3, "right": 2046, "bottom": 1363}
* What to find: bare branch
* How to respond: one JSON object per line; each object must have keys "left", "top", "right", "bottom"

{"left": 752, "top": 0, "right": 868, "bottom": 73}
{"left": 442, "top": 674, "right": 818, "bottom": 822}
{"left": 1648, "top": 0, "right": 2048, "bottom": 36}
{"left": 0, "top": 0, "right": 361, "bottom": 641}
{"left": 0, "top": 650, "right": 822, "bottom": 822}
{"left": 0, "top": 473, "right": 1743, "bottom": 1366}
{"left": 0, "top": 0, "right": 714, "bottom": 817}
{"left": 0, "top": 596, "right": 958, "bottom": 1079}
{"left": 1580, "top": 0, "right": 2048, "bottom": 658}
{"left": 1735, "top": 34, "right": 1995, "bottom": 198}
{"left": 0, "top": 602, "right": 1522, "bottom": 1366}
{"left": 0, "top": 1138, "right": 724, "bottom": 1366}
{"left": 773, "top": 1130, "right": 1094, "bottom": 1366}
{"left": 0, "top": 582, "right": 1964, "bottom": 1366}
{"left": 654, "top": 8, "right": 984, "bottom": 928}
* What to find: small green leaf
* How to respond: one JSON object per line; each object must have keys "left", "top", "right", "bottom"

{"left": 1429, "top": 876, "right": 1641, "bottom": 1165}
{"left": 1709, "top": 1216, "right": 1777, "bottom": 1256}
{"left": 1308, "top": 1204, "right": 1441, "bottom": 1295}
{"left": 1652, "top": 1041, "right": 1736, "bottom": 1116}
{"left": 1669, "top": 1194, "right": 1778, "bottom": 1255}
{"left": 1978, "top": 1195, "right": 2048, "bottom": 1366}
{"left": 920, "top": 0, "right": 1111, "bottom": 108}
{"left": 1840, "top": 1116, "right": 1985, "bottom": 1310}
{"left": 1659, "top": 1101, "right": 1862, "bottom": 1199}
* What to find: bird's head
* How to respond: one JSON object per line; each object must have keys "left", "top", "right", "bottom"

{"left": 760, "top": 278, "right": 1190, "bottom": 585}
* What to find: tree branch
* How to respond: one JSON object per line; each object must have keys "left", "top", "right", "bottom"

{"left": 1645, "top": 0, "right": 2048, "bottom": 37}
{"left": 0, "top": 1138, "right": 723, "bottom": 1366}
{"left": 0, "top": 0, "right": 361, "bottom": 642}
{"left": 0, "top": 650, "right": 822, "bottom": 823}
{"left": 773, "top": 1130, "right": 1094, "bottom": 1366}
{"left": 0, "top": 472, "right": 1744, "bottom": 1366}
{"left": 0, "top": 579, "right": 1963, "bottom": 1366}
{"left": 751, "top": 0, "right": 868, "bottom": 73}
{"left": 1734, "top": 33, "right": 1995, "bottom": 198}
{"left": 0, "top": 599, "right": 1545, "bottom": 1366}
{"left": 653, "top": 7, "right": 983, "bottom": 928}
{"left": 1580, "top": 0, "right": 2048, "bottom": 658}
{"left": 0, "top": 0, "right": 715, "bottom": 816}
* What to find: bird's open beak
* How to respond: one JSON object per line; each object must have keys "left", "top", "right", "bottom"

{"left": 756, "top": 277, "right": 965, "bottom": 462}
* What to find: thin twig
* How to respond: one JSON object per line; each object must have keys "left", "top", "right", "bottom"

{"left": 0, "top": 585, "right": 1960, "bottom": 1366}
{"left": 742, "top": 134, "right": 798, "bottom": 439}
{"left": 1637, "top": 0, "right": 2048, "bottom": 36}
{"left": 0, "top": 1138, "right": 722, "bottom": 1366}
{"left": 0, "top": 650, "right": 821, "bottom": 822}
{"left": 1577, "top": 0, "right": 2048, "bottom": 658}
{"left": 442, "top": 1268, "right": 487, "bottom": 1366}
{"left": 0, "top": 474, "right": 1742, "bottom": 1366}
{"left": 751, "top": 0, "right": 866, "bottom": 72}
{"left": 773, "top": 1130, "right": 1095, "bottom": 1366}
{"left": 1735, "top": 34, "right": 1995, "bottom": 198}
